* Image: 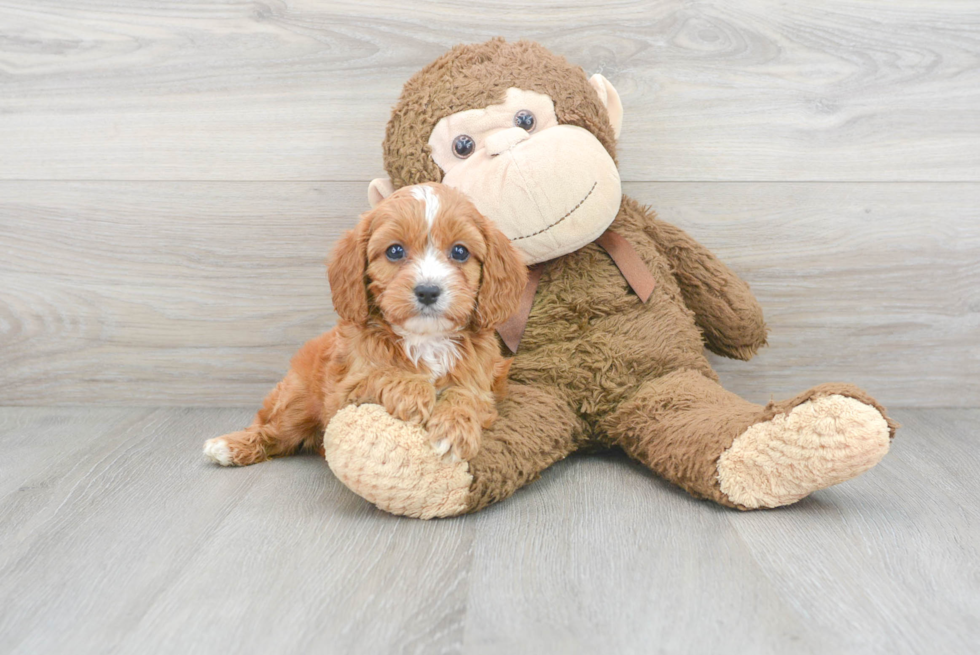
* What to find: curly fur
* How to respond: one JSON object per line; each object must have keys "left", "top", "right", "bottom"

{"left": 370, "top": 39, "right": 896, "bottom": 513}
{"left": 204, "top": 183, "right": 526, "bottom": 464}
{"left": 213, "top": 39, "right": 898, "bottom": 517}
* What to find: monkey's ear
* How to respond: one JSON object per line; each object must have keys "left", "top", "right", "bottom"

{"left": 368, "top": 177, "right": 395, "bottom": 208}
{"left": 589, "top": 74, "right": 623, "bottom": 140}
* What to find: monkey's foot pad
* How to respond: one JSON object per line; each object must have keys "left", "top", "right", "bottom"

{"left": 324, "top": 404, "right": 473, "bottom": 519}
{"left": 717, "top": 394, "right": 891, "bottom": 509}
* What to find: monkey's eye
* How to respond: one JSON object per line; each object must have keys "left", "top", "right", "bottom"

{"left": 514, "top": 110, "right": 535, "bottom": 131}
{"left": 385, "top": 244, "right": 405, "bottom": 261}
{"left": 452, "top": 135, "right": 475, "bottom": 159}
{"left": 449, "top": 244, "right": 470, "bottom": 262}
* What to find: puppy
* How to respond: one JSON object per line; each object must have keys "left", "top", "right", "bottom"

{"left": 204, "top": 183, "right": 527, "bottom": 466}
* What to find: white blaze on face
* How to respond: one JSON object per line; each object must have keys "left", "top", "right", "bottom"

{"left": 407, "top": 185, "right": 454, "bottom": 311}
{"left": 398, "top": 185, "right": 459, "bottom": 379}
{"left": 414, "top": 245, "right": 455, "bottom": 297}
{"left": 410, "top": 184, "right": 440, "bottom": 228}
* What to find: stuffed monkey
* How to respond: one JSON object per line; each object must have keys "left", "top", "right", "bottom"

{"left": 320, "top": 39, "right": 898, "bottom": 519}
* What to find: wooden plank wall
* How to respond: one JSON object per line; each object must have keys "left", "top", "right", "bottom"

{"left": 1, "top": 1, "right": 977, "bottom": 407}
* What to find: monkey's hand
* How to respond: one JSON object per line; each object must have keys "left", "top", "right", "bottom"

{"left": 643, "top": 209, "right": 768, "bottom": 360}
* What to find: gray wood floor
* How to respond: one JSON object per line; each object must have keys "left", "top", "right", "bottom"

{"left": 0, "top": 407, "right": 976, "bottom": 654}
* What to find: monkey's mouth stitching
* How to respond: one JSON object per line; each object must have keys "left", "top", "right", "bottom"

{"left": 512, "top": 181, "right": 597, "bottom": 241}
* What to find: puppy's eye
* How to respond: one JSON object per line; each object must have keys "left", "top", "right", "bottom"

{"left": 385, "top": 244, "right": 405, "bottom": 261}
{"left": 449, "top": 244, "right": 469, "bottom": 262}
{"left": 514, "top": 110, "right": 535, "bottom": 131}
{"left": 452, "top": 135, "right": 475, "bottom": 159}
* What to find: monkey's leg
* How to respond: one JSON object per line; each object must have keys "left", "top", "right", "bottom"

{"left": 324, "top": 384, "right": 584, "bottom": 519}
{"left": 601, "top": 369, "right": 897, "bottom": 509}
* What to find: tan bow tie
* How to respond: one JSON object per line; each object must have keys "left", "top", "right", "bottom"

{"left": 496, "top": 229, "right": 656, "bottom": 353}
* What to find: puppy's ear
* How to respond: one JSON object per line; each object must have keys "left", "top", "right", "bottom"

{"left": 476, "top": 216, "right": 528, "bottom": 329}
{"left": 327, "top": 216, "right": 371, "bottom": 325}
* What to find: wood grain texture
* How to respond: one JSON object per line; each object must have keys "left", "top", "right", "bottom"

{"left": 0, "top": 407, "right": 469, "bottom": 654}
{"left": 1, "top": 0, "right": 978, "bottom": 181}
{"left": 0, "top": 407, "right": 977, "bottom": 654}
{"left": 1, "top": 181, "right": 976, "bottom": 407}
{"left": 0, "top": 181, "right": 342, "bottom": 406}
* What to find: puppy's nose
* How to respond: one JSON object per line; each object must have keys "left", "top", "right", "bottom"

{"left": 414, "top": 284, "right": 441, "bottom": 306}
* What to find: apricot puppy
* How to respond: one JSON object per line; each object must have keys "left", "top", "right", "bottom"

{"left": 204, "top": 183, "right": 527, "bottom": 465}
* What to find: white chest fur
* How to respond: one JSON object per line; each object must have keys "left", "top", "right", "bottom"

{"left": 395, "top": 329, "right": 460, "bottom": 381}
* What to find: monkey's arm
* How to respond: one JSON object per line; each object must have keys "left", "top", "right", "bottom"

{"left": 644, "top": 216, "right": 768, "bottom": 361}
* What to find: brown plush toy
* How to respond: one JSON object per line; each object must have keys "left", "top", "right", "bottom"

{"left": 323, "top": 38, "right": 898, "bottom": 519}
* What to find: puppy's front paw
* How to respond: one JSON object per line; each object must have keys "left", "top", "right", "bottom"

{"left": 383, "top": 379, "right": 436, "bottom": 425}
{"left": 426, "top": 410, "right": 481, "bottom": 461}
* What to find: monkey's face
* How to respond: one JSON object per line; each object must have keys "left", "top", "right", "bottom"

{"left": 424, "top": 88, "right": 622, "bottom": 264}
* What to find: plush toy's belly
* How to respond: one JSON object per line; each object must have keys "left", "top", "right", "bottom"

{"left": 509, "top": 234, "right": 713, "bottom": 423}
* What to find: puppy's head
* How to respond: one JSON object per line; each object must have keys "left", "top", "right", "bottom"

{"left": 328, "top": 183, "right": 527, "bottom": 335}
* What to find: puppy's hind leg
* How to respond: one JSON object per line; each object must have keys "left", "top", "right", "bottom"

{"left": 204, "top": 371, "right": 323, "bottom": 466}
{"left": 204, "top": 330, "right": 337, "bottom": 466}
